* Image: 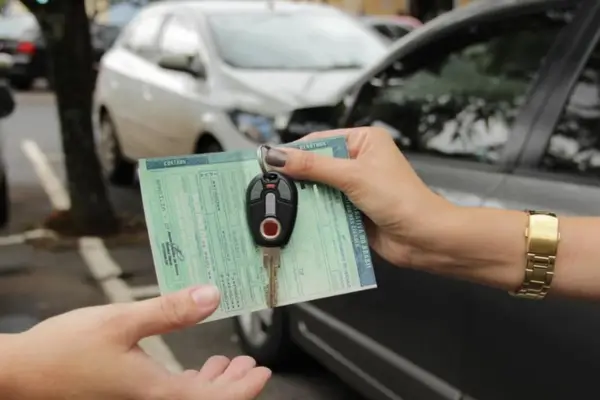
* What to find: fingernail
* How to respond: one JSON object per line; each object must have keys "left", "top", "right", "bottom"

{"left": 191, "top": 285, "right": 220, "bottom": 309}
{"left": 265, "top": 147, "right": 287, "bottom": 167}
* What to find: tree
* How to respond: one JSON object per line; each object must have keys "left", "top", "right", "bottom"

{"left": 22, "top": 0, "right": 119, "bottom": 236}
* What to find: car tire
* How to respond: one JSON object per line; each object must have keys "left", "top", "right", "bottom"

{"left": 195, "top": 137, "right": 223, "bottom": 154}
{"left": 98, "top": 113, "right": 135, "bottom": 186}
{"left": 204, "top": 142, "right": 223, "bottom": 153}
{"left": 11, "top": 77, "right": 33, "bottom": 91}
{"left": 0, "top": 171, "right": 9, "bottom": 228}
{"left": 234, "top": 308, "right": 301, "bottom": 370}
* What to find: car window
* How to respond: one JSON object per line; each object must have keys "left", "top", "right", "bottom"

{"left": 158, "top": 15, "right": 201, "bottom": 56}
{"left": 347, "top": 7, "right": 575, "bottom": 165}
{"left": 540, "top": 41, "right": 600, "bottom": 177}
{"left": 0, "top": 14, "right": 38, "bottom": 40}
{"left": 388, "top": 25, "right": 411, "bottom": 40}
{"left": 206, "top": 11, "right": 387, "bottom": 70}
{"left": 123, "top": 13, "right": 164, "bottom": 58}
{"left": 371, "top": 23, "right": 410, "bottom": 41}
{"left": 372, "top": 24, "right": 392, "bottom": 38}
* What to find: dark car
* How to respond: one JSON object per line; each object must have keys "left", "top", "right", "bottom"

{"left": 0, "top": 3, "right": 144, "bottom": 89}
{"left": 234, "top": 1, "right": 600, "bottom": 399}
{"left": 0, "top": 53, "right": 15, "bottom": 227}
{"left": 362, "top": 15, "right": 423, "bottom": 41}
{"left": 0, "top": 13, "right": 47, "bottom": 90}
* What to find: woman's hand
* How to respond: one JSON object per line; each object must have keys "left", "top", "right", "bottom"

{"left": 266, "top": 127, "right": 579, "bottom": 296}
{"left": 0, "top": 285, "right": 271, "bottom": 400}
{"left": 264, "top": 127, "right": 456, "bottom": 270}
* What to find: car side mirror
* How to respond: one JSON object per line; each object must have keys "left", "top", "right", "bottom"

{"left": 158, "top": 53, "right": 206, "bottom": 79}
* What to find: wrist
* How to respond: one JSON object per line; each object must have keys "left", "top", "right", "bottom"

{"left": 405, "top": 204, "right": 527, "bottom": 291}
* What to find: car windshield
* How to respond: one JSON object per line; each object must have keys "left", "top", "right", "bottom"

{"left": 0, "top": 14, "right": 38, "bottom": 39}
{"left": 207, "top": 11, "right": 388, "bottom": 70}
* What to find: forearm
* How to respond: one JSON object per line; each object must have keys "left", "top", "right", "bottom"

{"left": 412, "top": 206, "right": 600, "bottom": 299}
{"left": 0, "top": 334, "right": 25, "bottom": 399}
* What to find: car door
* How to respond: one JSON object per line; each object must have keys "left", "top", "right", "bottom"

{"left": 142, "top": 12, "right": 210, "bottom": 157}
{"left": 105, "top": 10, "right": 165, "bottom": 160}
{"left": 474, "top": 6, "right": 600, "bottom": 400}
{"left": 291, "top": 3, "right": 582, "bottom": 400}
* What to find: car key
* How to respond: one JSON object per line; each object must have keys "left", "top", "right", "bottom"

{"left": 246, "top": 171, "right": 298, "bottom": 308}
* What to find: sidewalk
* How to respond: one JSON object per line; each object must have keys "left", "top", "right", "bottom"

{"left": 0, "top": 240, "right": 106, "bottom": 332}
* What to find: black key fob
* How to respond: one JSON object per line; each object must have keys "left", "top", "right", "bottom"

{"left": 245, "top": 172, "right": 298, "bottom": 248}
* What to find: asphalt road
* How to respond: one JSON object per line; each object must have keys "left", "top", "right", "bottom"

{"left": 0, "top": 89, "right": 363, "bottom": 400}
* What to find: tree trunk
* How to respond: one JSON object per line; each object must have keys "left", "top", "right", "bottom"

{"left": 23, "top": 0, "right": 119, "bottom": 236}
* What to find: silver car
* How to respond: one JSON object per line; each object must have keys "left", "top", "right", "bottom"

{"left": 93, "top": 0, "right": 388, "bottom": 186}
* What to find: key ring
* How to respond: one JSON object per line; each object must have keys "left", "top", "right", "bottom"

{"left": 256, "top": 144, "right": 270, "bottom": 175}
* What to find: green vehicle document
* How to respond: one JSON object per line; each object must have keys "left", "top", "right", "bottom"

{"left": 138, "top": 136, "right": 376, "bottom": 323}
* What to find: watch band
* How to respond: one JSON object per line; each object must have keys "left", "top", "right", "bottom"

{"left": 511, "top": 210, "right": 560, "bottom": 300}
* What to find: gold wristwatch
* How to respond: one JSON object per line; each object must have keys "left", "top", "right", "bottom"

{"left": 511, "top": 210, "right": 560, "bottom": 300}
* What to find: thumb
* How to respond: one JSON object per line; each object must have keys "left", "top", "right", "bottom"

{"left": 264, "top": 146, "right": 355, "bottom": 191}
{"left": 122, "top": 285, "right": 220, "bottom": 341}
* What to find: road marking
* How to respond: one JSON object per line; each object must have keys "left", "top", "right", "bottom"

{"left": 0, "top": 234, "right": 25, "bottom": 246}
{"left": 21, "top": 139, "right": 184, "bottom": 374}
{"left": 0, "top": 228, "right": 56, "bottom": 246}
{"left": 129, "top": 284, "right": 161, "bottom": 299}
{"left": 46, "top": 153, "right": 64, "bottom": 163}
{"left": 21, "top": 139, "right": 70, "bottom": 210}
{"left": 79, "top": 237, "right": 134, "bottom": 302}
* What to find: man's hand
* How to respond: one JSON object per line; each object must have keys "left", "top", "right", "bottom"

{"left": 0, "top": 285, "right": 271, "bottom": 400}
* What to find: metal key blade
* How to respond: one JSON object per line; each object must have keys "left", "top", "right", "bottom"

{"left": 263, "top": 247, "right": 280, "bottom": 308}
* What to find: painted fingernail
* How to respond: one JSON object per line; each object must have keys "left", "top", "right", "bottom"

{"left": 191, "top": 285, "right": 220, "bottom": 308}
{"left": 265, "top": 147, "right": 287, "bottom": 167}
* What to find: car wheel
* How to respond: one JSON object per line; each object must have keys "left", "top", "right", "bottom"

{"left": 98, "top": 113, "right": 135, "bottom": 186}
{"left": 204, "top": 142, "right": 223, "bottom": 153}
{"left": 0, "top": 171, "right": 9, "bottom": 228}
{"left": 194, "top": 136, "right": 223, "bottom": 154}
{"left": 11, "top": 77, "right": 33, "bottom": 91}
{"left": 234, "top": 308, "right": 300, "bottom": 369}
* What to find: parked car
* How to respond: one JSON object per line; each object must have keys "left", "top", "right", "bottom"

{"left": 0, "top": 0, "right": 140, "bottom": 90}
{"left": 361, "top": 15, "right": 423, "bottom": 41}
{"left": 93, "top": 0, "right": 388, "bottom": 185}
{"left": 235, "top": 0, "right": 600, "bottom": 399}
{"left": 0, "top": 12, "right": 47, "bottom": 90}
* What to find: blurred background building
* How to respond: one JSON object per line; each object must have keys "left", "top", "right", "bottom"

{"left": 0, "top": 0, "right": 479, "bottom": 21}
{"left": 300, "top": 0, "right": 476, "bottom": 20}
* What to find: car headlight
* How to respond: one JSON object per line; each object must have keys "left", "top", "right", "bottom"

{"left": 228, "top": 110, "right": 280, "bottom": 144}
{"left": 274, "top": 113, "right": 291, "bottom": 130}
